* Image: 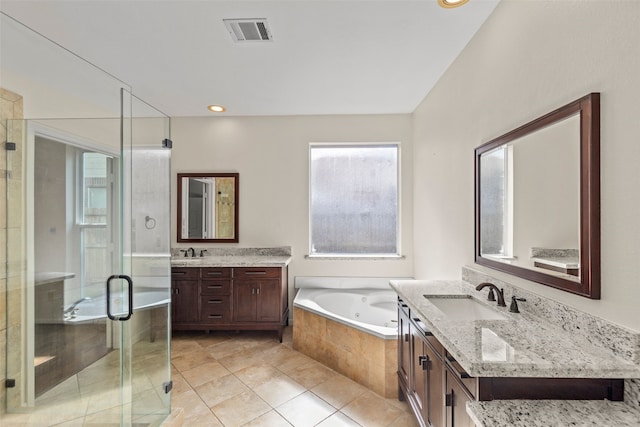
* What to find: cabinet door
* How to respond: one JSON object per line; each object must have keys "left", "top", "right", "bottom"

{"left": 412, "top": 334, "right": 428, "bottom": 420}
{"left": 256, "top": 279, "right": 281, "bottom": 322}
{"left": 426, "top": 343, "right": 445, "bottom": 427}
{"left": 398, "top": 306, "right": 412, "bottom": 388}
{"left": 446, "top": 371, "right": 475, "bottom": 427}
{"left": 233, "top": 280, "right": 257, "bottom": 321}
{"left": 172, "top": 279, "right": 199, "bottom": 323}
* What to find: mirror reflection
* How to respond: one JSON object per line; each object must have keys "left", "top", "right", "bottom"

{"left": 475, "top": 93, "right": 600, "bottom": 299}
{"left": 177, "top": 173, "right": 239, "bottom": 242}
{"left": 479, "top": 114, "right": 580, "bottom": 278}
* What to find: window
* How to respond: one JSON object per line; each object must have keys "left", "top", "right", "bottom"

{"left": 309, "top": 144, "right": 400, "bottom": 256}
{"left": 78, "top": 151, "right": 115, "bottom": 289}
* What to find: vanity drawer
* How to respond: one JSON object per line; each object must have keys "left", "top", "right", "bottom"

{"left": 201, "top": 279, "right": 231, "bottom": 295}
{"left": 202, "top": 267, "right": 232, "bottom": 279}
{"left": 234, "top": 267, "right": 281, "bottom": 278}
{"left": 171, "top": 267, "right": 199, "bottom": 279}
{"left": 201, "top": 296, "right": 231, "bottom": 322}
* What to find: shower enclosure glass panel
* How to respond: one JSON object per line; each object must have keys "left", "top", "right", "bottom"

{"left": 121, "top": 91, "right": 172, "bottom": 424}
{"left": 3, "top": 110, "right": 171, "bottom": 424}
{"left": 1, "top": 11, "right": 171, "bottom": 426}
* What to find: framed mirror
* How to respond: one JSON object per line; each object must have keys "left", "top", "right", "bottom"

{"left": 177, "top": 173, "right": 239, "bottom": 243}
{"left": 475, "top": 93, "right": 600, "bottom": 298}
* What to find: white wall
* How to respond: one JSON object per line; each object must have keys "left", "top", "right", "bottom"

{"left": 171, "top": 114, "right": 414, "bottom": 303}
{"left": 413, "top": 0, "right": 640, "bottom": 331}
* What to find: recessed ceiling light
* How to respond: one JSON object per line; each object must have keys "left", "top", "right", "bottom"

{"left": 438, "top": 0, "right": 469, "bottom": 8}
{"left": 207, "top": 105, "right": 226, "bottom": 113}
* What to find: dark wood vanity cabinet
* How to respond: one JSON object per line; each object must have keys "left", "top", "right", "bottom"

{"left": 446, "top": 371, "right": 475, "bottom": 427}
{"left": 397, "top": 299, "right": 624, "bottom": 427}
{"left": 171, "top": 268, "right": 200, "bottom": 323}
{"left": 399, "top": 301, "right": 451, "bottom": 427}
{"left": 233, "top": 268, "right": 283, "bottom": 323}
{"left": 171, "top": 266, "right": 288, "bottom": 341}
{"left": 200, "top": 267, "right": 232, "bottom": 323}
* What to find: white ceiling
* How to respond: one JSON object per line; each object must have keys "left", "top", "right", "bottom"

{"left": 0, "top": 0, "right": 499, "bottom": 117}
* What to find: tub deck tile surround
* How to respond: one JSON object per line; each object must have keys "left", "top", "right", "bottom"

{"left": 293, "top": 307, "right": 398, "bottom": 399}
{"left": 392, "top": 266, "right": 640, "bottom": 427}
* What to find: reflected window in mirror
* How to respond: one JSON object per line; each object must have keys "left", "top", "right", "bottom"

{"left": 475, "top": 93, "right": 600, "bottom": 299}
{"left": 479, "top": 144, "right": 513, "bottom": 260}
{"left": 177, "top": 173, "right": 239, "bottom": 243}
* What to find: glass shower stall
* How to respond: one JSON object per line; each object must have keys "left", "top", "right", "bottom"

{"left": 1, "top": 12, "right": 173, "bottom": 426}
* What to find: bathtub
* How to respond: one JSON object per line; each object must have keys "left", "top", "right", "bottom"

{"left": 64, "top": 288, "right": 170, "bottom": 323}
{"left": 293, "top": 288, "right": 398, "bottom": 339}
{"left": 292, "top": 276, "right": 410, "bottom": 398}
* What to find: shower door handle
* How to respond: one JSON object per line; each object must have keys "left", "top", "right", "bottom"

{"left": 106, "top": 275, "right": 134, "bottom": 321}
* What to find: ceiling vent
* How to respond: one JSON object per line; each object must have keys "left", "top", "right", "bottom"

{"left": 223, "top": 19, "right": 273, "bottom": 43}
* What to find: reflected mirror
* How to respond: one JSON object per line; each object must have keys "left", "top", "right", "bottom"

{"left": 177, "top": 173, "right": 239, "bottom": 242}
{"left": 475, "top": 93, "right": 600, "bottom": 298}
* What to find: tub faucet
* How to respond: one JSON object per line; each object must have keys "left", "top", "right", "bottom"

{"left": 63, "top": 297, "right": 91, "bottom": 315}
{"left": 475, "top": 282, "right": 506, "bottom": 307}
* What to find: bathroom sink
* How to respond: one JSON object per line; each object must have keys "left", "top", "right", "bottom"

{"left": 424, "top": 295, "right": 507, "bottom": 321}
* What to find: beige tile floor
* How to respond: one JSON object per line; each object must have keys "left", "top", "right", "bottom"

{"left": 170, "top": 327, "right": 419, "bottom": 427}
{"left": 0, "top": 327, "right": 418, "bottom": 426}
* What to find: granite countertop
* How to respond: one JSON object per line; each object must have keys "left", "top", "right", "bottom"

{"left": 389, "top": 279, "right": 640, "bottom": 379}
{"left": 467, "top": 399, "right": 640, "bottom": 427}
{"left": 171, "top": 255, "right": 291, "bottom": 268}
{"left": 532, "top": 256, "right": 579, "bottom": 269}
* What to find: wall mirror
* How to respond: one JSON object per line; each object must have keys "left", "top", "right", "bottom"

{"left": 475, "top": 93, "right": 600, "bottom": 298}
{"left": 177, "top": 173, "right": 239, "bottom": 243}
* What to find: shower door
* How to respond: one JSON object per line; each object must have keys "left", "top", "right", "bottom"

{"left": 2, "top": 96, "right": 172, "bottom": 425}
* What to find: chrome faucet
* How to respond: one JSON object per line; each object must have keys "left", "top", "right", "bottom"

{"left": 475, "top": 282, "right": 506, "bottom": 307}
{"left": 63, "top": 297, "right": 91, "bottom": 316}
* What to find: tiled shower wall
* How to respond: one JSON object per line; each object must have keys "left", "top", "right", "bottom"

{"left": 1, "top": 87, "right": 24, "bottom": 414}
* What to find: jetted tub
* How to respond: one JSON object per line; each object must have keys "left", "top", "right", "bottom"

{"left": 293, "top": 287, "right": 398, "bottom": 339}
{"left": 292, "top": 276, "right": 411, "bottom": 398}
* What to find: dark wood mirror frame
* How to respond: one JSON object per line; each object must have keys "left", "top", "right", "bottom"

{"left": 177, "top": 172, "right": 239, "bottom": 243}
{"left": 475, "top": 93, "right": 600, "bottom": 299}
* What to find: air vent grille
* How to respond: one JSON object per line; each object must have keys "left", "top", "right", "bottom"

{"left": 224, "top": 19, "right": 273, "bottom": 42}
